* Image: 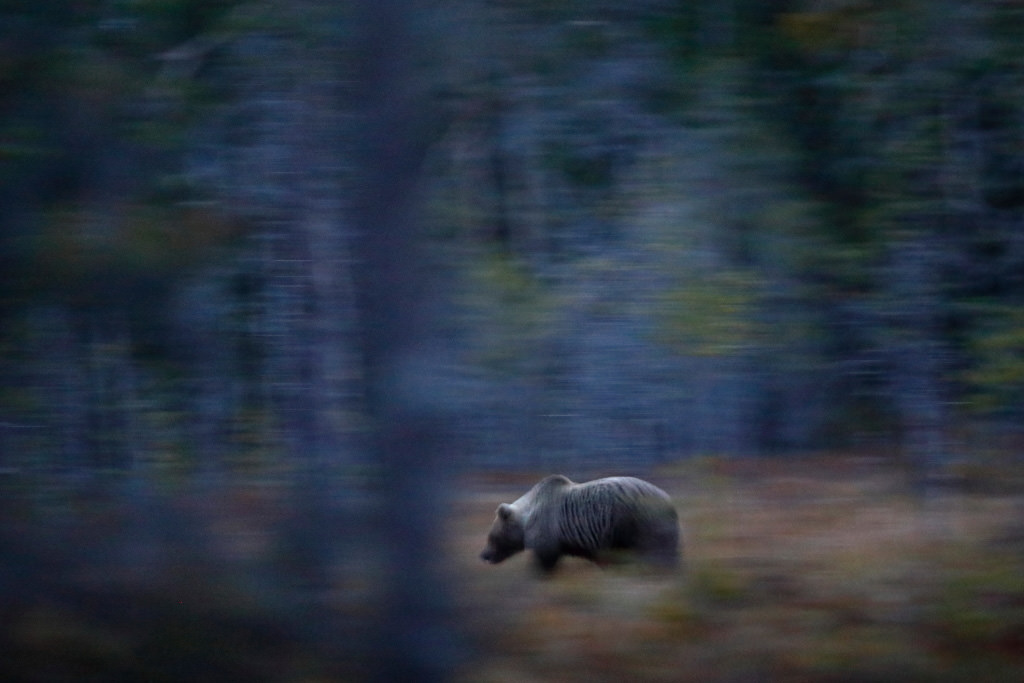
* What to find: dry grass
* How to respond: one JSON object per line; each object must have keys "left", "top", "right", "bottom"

{"left": 449, "top": 457, "right": 1024, "bottom": 682}
{"left": 2, "top": 455, "right": 1021, "bottom": 680}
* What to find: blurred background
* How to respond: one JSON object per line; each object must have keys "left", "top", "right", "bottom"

{"left": 1, "top": 1, "right": 1023, "bottom": 681}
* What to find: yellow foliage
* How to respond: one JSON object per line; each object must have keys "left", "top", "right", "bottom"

{"left": 36, "top": 202, "right": 246, "bottom": 288}
{"left": 778, "top": 5, "right": 871, "bottom": 55}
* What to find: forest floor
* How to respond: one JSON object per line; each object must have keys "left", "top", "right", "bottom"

{"left": 450, "top": 456, "right": 1024, "bottom": 683}
{"left": 2, "top": 454, "right": 1023, "bottom": 681}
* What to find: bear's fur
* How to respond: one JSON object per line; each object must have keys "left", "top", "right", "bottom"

{"left": 479, "top": 474, "right": 680, "bottom": 573}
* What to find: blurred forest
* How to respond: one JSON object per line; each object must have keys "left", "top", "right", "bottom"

{"left": 2, "top": 0, "right": 1024, "bottom": 680}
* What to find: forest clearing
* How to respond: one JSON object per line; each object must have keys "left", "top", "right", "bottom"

{"left": 3, "top": 454, "right": 1022, "bottom": 682}
{"left": 450, "top": 456, "right": 1024, "bottom": 682}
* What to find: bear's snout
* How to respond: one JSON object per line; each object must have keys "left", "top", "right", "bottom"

{"left": 480, "top": 548, "right": 495, "bottom": 563}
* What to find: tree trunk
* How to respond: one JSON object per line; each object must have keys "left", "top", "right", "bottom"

{"left": 353, "top": 2, "right": 458, "bottom": 679}
{"left": 887, "top": 236, "right": 948, "bottom": 495}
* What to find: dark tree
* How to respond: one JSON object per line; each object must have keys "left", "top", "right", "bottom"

{"left": 352, "top": 1, "right": 459, "bottom": 680}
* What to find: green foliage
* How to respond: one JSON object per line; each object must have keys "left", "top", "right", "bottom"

{"left": 930, "top": 561, "right": 1024, "bottom": 664}
{"left": 4, "top": 0, "right": 1024, "bottom": 471}
{"left": 464, "top": 253, "right": 563, "bottom": 373}
{"left": 965, "top": 307, "right": 1024, "bottom": 414}
{"left": 657, "top": 269, "right": 760, "bottom": 356}
{"left": 561, "top": 18, "right": 612, "bottom": 59}
{"left": 548, "top": 138, "right": 615, "bottom": 189}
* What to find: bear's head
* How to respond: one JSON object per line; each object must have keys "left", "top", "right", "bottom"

{"left": 480, "top": 503, "right": 525, "bottom": 564}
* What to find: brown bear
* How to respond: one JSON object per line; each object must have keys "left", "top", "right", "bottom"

{"left": 479, "top": 474, "right": 680, "bottom": 573}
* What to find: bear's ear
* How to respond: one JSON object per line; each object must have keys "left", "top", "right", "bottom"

{"left": 498, "top": 503, "right": 514, "bottom": 521}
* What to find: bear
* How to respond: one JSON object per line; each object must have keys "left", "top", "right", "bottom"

{"left": 479, "top": 474, "right": 680, "bottom": 573}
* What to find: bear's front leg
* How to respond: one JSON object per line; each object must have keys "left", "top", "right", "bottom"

{"left": 533, "top": 549, "right": 561, "bottom": 575}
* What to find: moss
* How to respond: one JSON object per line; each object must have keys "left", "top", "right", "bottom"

{"left": 648, "top": 590, "right": 710, "bottom": 639}
{"left": 930, "top": 564, "right": 1024, "bottom": 658}
{"left": 689, "top": 562, "right": 752, "bottom": 607}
